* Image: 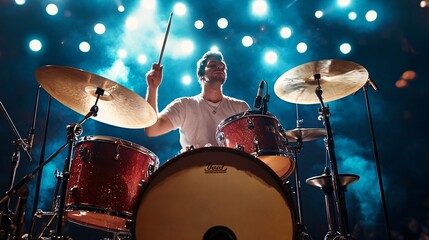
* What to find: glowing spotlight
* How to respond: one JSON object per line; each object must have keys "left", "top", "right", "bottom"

{"left": 252, "top": 0, "right": 268, "bottom": 16}
{"left": 142, "top": 0, "right": 156, "bottom": 10}
{"left": 348, "top": 12, "right": 357, "bottom": 20}
{"left": 296, "top": 42, "right": 307, "bottom": 53}
{"left": 280, "top": 27, "right": 292, "bottom": 39}
{"left": 217, "top": 18, "right": 228, "bottom": 29}
{"left": 339, "top": 43, "right": 352, "bottom": 54}
{"left": 94, "top": 23, "right": 106, "bottom": 35}
{"left": 242, "top": 36, "right": 253, "bottom": 47}
{"left": 29, "top": 39, "right": 42, "bottom": 52}
{"left": 182, "top": 75, "right": 192, "bottom": 85}
{"left": 365, "top": 10, "right": 377, "bottom": 22}
{"left": 195, "top": 20, "right": 204, "bottom": 29}
{"left": 15, "top": 0, "right": 25, "bottom": 5}
{"left": 174, "top": 2, "right": 187, "bottom": 16}
{"left": 79, "top": 42, "right": 90, "bottom": 53}
{"left": 264, "top": 51, "right": 277, "bottom": 64}
{"left": 117, "top": 49, "right": 127, "bottom": 58}
{"left": 337, "top": 0, "right": 351, "bottom": 7}
{"left": 395, "top": 79, "right": 409, "bottom": 88}
{"left": 315, "top": 10, "right": 324, "bottom": 18}
{"left": 138, "top": 54, "right": 147, "bottom": 64}
{"left": 126, "top": 17, "right": 139, "bottom": 30}
{"left": 180, "top": 40, "right": 194, "bottom": 55}
{"left": 402, "top": 70, "right": 417, "bottom": 81}
{"left": 118, "top": 5, "right": 125, "bottom": 12}
{"left": 46, "top": 4, "right": 58, "bottom": 15}
{"left": 421, "top": 0, "right": 427, "bottom": 8}
{"left": 210, "top": 46, "right": 220, "bottom": 52}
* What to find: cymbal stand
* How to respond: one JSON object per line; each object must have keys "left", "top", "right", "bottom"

{"left": 288, "top": 138, "right": 312, "bottom": 240}
{"left": 54, "top": 87, "right": 103, "bottom": 239}
{"left": 314, "top": 74, "right": 354, "bottom": 239}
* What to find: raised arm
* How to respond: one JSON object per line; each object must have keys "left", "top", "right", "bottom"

{"left": 144, "top": 63, "right": 175, "bottom": 136}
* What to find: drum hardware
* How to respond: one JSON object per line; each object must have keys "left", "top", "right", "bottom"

{"left": 306, "top": 172, "right": 360, "bottom": 240}
{"left": 253, "top": 80, "right": 270, "bottom": 114}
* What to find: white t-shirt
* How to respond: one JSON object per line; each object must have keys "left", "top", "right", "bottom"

{"left": 159, "top": 94, "right": 250, "bottom": 150}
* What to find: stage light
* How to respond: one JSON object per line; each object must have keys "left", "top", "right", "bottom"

{"left": 297, "top": 42, "right": 307, "bottom": 53}
{"left": 339, "top": 43, "right": 351, "bottom": 54}
{"left": 79, "top": 42, "right": 90, "bottom": 53}
{"left": 264, "top": 51, "right": 277, "bottom": 64}
{"left": 15, "top": 0, "right": 25, "bottom": 5}
{"left": 210, "top": 46, "right": 220, "bottom": 52}
{"left": 348, "top": 12, "right": 357, "bottom": 20}
{"left": 280, "top": 27, "right": 292, "bottom": 39}
{"left": 142, "top": 0, "right": 156, "bottom": 10}
{"left": 174, "top": 3, "right": 187, "bottom": 16}
{"left": 180, "top": 40, "right": 194, "bottom": 55}
{"left": 194, "top": 20, "right": 204, "bottom": 29}
{"left": 118, "top": 5, "right": 125, "bottom": 12}
{"left": 182, "top": 75, "right": 192, "bottom": 85}
{"left": 118, "top": 49, "right": 127, "bottom": 58}
{"left": 217, "top": 18, "right": 228, "bottom": 29}
{"left": 138, "top": 54, "right": 148, "bottom": 64}
{"left": 252, "top": 0, "right": 268, "bottom": 16}
{"left": 126, "top": 17, "right": 139, "bottom": 30}
{"left": 242, "top": 36, "right": 253, "bottom": 47}
{"left": 315, "top": 10, "right": 324, "bottom": 18}
{"left": 365, "top": 10, "right": 377, "bottom": 22}
{"left": 29, "top": 39, "right": 42, "bottom": 52}
{"left": 94, "top": 23, "right": 106, "bottom": 35}
{"left": 420, "top": 0, "right": 428, "bottom": 8}
{"left": 337, "top": 0, "right": 351, "bottom": 7}
{"left": 46, "top": 4, "right": 58, "bottom": 16}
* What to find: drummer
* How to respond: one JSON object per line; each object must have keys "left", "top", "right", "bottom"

{"left": 144, "top": 50, "right": 250, "bottom": 150}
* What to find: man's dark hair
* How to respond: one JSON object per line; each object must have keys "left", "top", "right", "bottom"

{"left": 196, "top": 51, "right": 227, "bottom": 77}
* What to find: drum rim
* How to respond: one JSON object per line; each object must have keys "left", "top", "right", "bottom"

{"left": 216, "top": 110, "right": 279, "bottom": 131}
{"left": 77, "top": 135, "right": 159, "bottom": 165}
{"left": 130, "top": 146, "right": 296, "bottom": 239}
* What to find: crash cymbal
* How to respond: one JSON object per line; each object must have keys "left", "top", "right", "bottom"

{"left": 274, "top": 59, "right": 369, "bottom": 104}
{"left": 35, "top": 65, "right": 157, "bottom": 129}
{"left": 284, "top": 127, "right": 326, "bottom": 142}
{"left": 306, "top": 174, "right": 360, "bottom": 189}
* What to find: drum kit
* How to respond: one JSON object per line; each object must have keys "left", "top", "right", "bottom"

{"left": 0, "top": 58, "right": 376, "bottom": 240}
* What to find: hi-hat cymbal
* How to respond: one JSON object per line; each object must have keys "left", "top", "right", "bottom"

{"left": 284, "top": 128, "right": 326, "bottom": 142}
{"left": 35, "top": 65, "right": 157, "bottom": 129}
{"left": 274, "top": 59, "right": 369, "bottom": 104}
{"left": 306, "top": 174, "right": 360, "bottom": 189}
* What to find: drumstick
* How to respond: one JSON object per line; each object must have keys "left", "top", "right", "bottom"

{"left": 157, "top": 12, "right": 173, "bottom": 65}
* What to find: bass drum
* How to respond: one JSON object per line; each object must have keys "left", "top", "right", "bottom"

{"left": 131, "top": 147, "right": 296, "bottom": 240}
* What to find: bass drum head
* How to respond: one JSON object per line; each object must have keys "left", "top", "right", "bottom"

{"left": 131, "top": 147, "right": 295, "bottom": 240}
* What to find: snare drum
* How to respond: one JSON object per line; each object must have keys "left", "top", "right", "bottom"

{"left": 65, "top": 136, "right": 159, "bottom": 232}
{"left": 131, "top": 147, "right": 296, "bottom": 240}
{"left": 216, "top": 111, "right": 295, "bottom": 179}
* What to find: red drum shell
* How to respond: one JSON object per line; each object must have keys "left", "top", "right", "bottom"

{"left": 65, "top": 135, "right": 159, "bottom": 232}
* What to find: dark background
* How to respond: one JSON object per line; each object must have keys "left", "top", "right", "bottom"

{"left": 1, "top": 0, "right": 428, "bottom": 239}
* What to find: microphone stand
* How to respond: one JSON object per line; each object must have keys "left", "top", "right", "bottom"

{"left": 313, "top": 74, "right": 354, "bottom": 240}
{"left": 362, "top": 80, "right": 392, "bottom": 240}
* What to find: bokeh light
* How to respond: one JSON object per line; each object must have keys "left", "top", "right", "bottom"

{"left": 348, "top": 12, "right": 357, "bottom": 20}
{"left": 217, "top": 18, "right": 228, "bottom": 29}
{"left": 264, "top": 51, "right": 277, "bottom": 64}
{"left": 242, "top": 36, "right": 254, "bottom": 47}
{"left": 174, "top": 2, "right": 187, "bottom": 16}
{"left": 297, "top": 42, "right": 308, "bottom": 53}
{"left": 79, "top": 41, "right": 90, "bottom": 52}
{"left": 340, "top": 43, "right": 352, "bottom": 54}
{"left": 365, "top": 10, "right": 378, "bottom": 22}
{"left": 252, "top": 0, "right": 268, "bottom": 16}
{"left": 315, "top": 10, "right": 324, "bottom": 18}
{"left": 280, "top": 27, "right": 292, "bottom": 39}
{"left": 45, "top": 4, "right": 58, "bottom": 16}
{"left": 29, "top": 39, "right": 42, "bottom": 52}
{"left": 194, "top": 20, "right": 204, "bottom": 29}
{"left": 94, "top": 23, "right": 106, "bottom": 35}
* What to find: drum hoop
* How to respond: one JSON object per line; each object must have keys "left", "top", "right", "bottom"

{"left": 130, "top": 146, "right": 296, "bottom": 238}
{"left": 216, "top": 110, "right": 279, "bottom": 131}
{"left": 77, "top": 135, "right": 159, "bottom": 165}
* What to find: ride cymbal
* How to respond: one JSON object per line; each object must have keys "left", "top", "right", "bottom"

{"left": 274, "top": 59, "right": 369, "bottom": 104}
{"left": 284, "top": 127, "right": 327, "bottom": 142}
{"left": 35, "top": 65, "right": 157, "bottom": 129}
{"left": 306, "top": 174, "right": 360, "bottom": 188}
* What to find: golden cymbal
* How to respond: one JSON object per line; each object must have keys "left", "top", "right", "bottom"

{"left": 284, "top": 127, "right": 326, "bottom": 142}
{"left": 274, "top": 59, "right": 369, "bottom": 104}
{"left": 35, "top": 65, "right": 157, "bottom": 129}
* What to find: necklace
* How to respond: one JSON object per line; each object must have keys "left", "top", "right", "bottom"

{"left": 203, "top": 98, "right": 223, "bottom": 114}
